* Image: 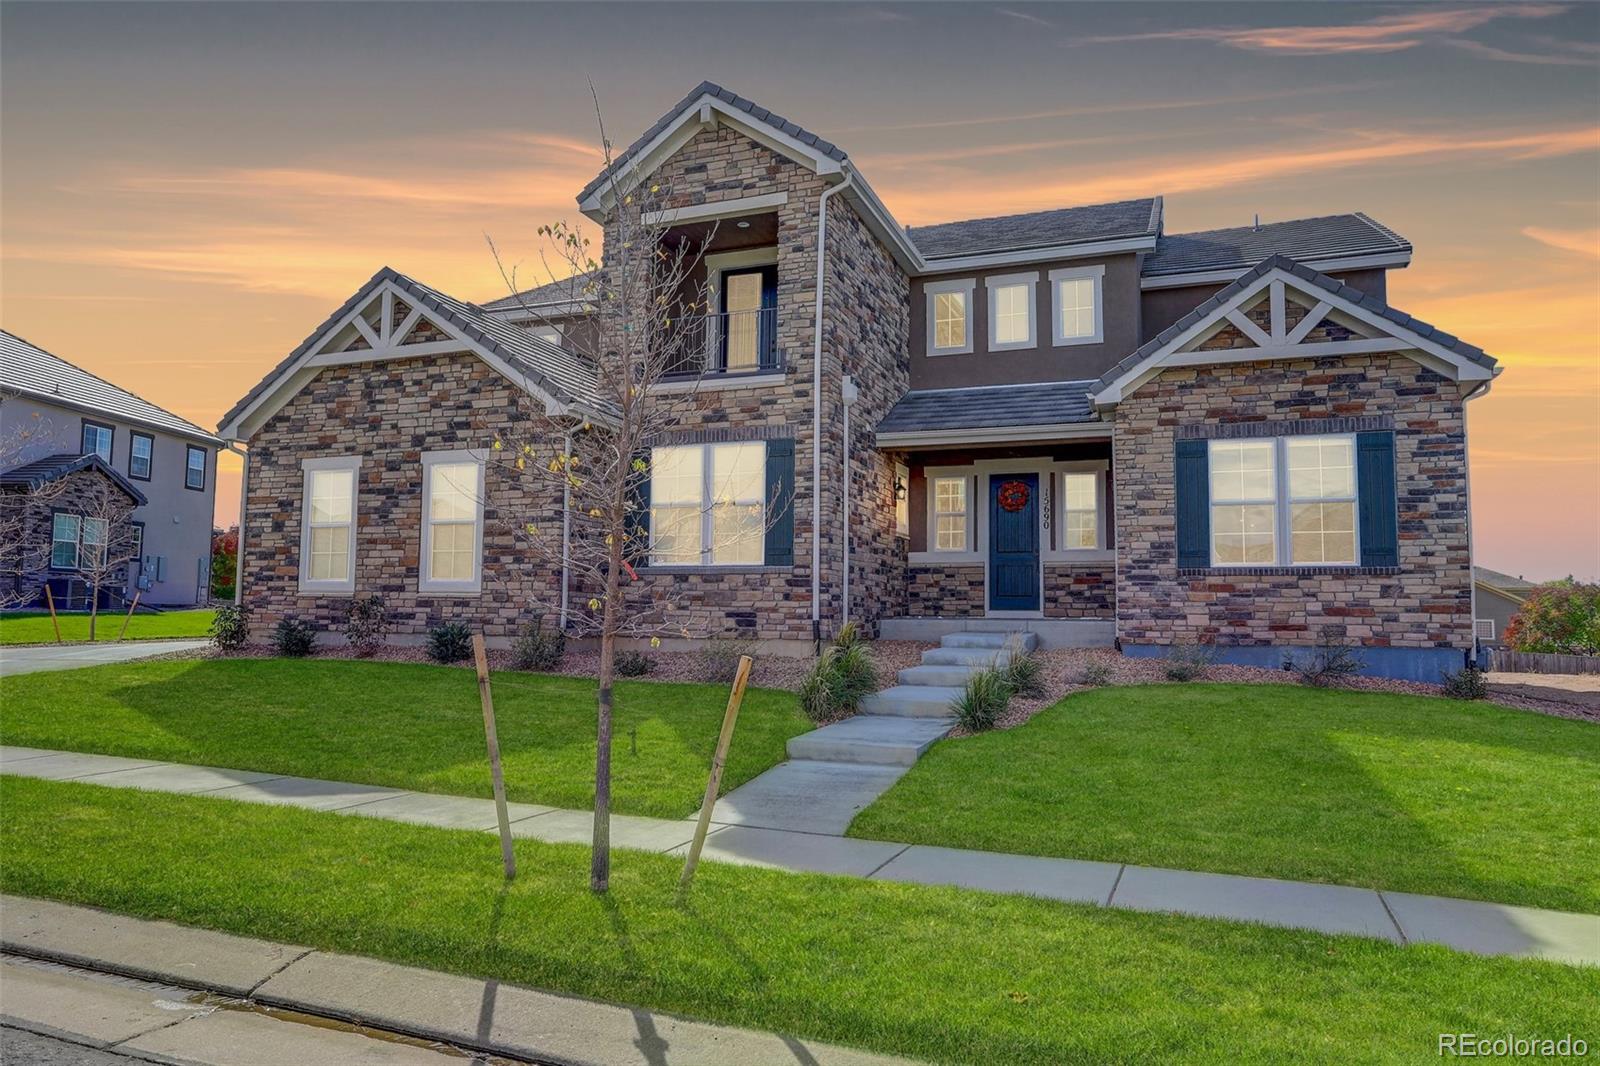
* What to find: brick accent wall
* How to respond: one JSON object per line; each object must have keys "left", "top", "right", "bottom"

{"left": 906, "top": 565, "right": 984, "bottom": 617}
{"left": 1113, "top": 352, "right": 1472, "bottom": 651}
{"left": 1044, "top": 563, "right": 1115, "bottom": 618}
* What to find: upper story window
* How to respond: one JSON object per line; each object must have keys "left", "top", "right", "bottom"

{"left": 925, "top": 279, "right": 974, "bottom": 356}
{"left": 299, "top": 456, "right": 360, "bottom": 594}
{"left": 1049, "top": 265, "right": 1105, "bottom": 346}
{"left": 649, "top": 442, "right": 767, "bottom": 566}
{"left": 420, "top": 451, "right": 486, "bottom": 594}
{"left": 932, "top": 475, "right": 969, "bottom": 551}
{"left": 129, "top": 432, "right": 153, "bottom": 481}
{"left": 1209, "top": 435, "right": 1356, "bottom": 566}
{"left": 81, "top": 421, "right": 113, "bottom": 462}
{"left": 185, "top": 446, "right": 207, "bottom": 491}
{"left": 986, "top": 273, "right": 1037, "bottom": 351}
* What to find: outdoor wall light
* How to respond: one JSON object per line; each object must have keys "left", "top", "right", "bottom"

{"left": 894, "top": 476, "right": 907, "bottom": 501}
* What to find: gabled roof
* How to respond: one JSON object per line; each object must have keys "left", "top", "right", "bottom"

{"left": 1475, "top": 567, "right": 1537, "bottom": 595}
{"left": 480, "top": 272, "right": 598, "bottom": 316}
{"left": 911, "top": 198, "right": 1162, "bottom": 260}
{"left": 0, "top": 330, "right": 221, "bottom": 445}
{"left": 1093, "top": 255, "right": 1497, "bottom": 405}
{"left": 0, "top": 452, "right": 148, "bottom": 506}
{"left": 875, "top": 381, "right": 1103, "bottom": 445}
{"left": 1142, "top": 213, "right": 1410, "bottom": 279}
{"left": 217, "top": 267, "right": 606, "bottom": 439}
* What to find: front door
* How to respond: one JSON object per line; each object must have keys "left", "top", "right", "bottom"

{"left": 989, "top": 473, "right": 1040, "bottom": 612}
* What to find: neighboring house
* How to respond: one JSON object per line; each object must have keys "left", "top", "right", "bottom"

{"left": 218, "top": 82, "right": 1499, "bottom": 681}
{"left": 1474, "top": 567, "right": 1536, "bottom": 644}
{"left": 1, "top": 330, "right": 221, "bottom": 607}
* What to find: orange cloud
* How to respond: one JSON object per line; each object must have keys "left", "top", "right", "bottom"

{"left": 1522, "top": 226, "right": 1600, "bottom": 258}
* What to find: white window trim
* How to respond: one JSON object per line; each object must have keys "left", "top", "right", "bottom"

{"left": 419, "top": 449, "right": 487, "bottom": 595}
{"left": 528, "top": 326, "right": 561, "bottom": 344}
{"left": 925, "top": 278, "right": 975, "bottom": 356}
{"left": 985, "top": 272, "right": 1038, "bottom": 352}
{"left": 648, "top": 441, "right": 769, "bottom": 568}
{"left": 1207, "top": 435, "right": 1361, "bottom": 568}
{"left": 298, "top": 455, "right": 361, "bottom": 596}
{"left": 916, "top": 466, "right": 978, "bottom": 562}
{"left": 1049, "top": 264, "right": 1105, "bottom": 347}
{"left": 1053, "top": 462, "right": 1108, "bottom": 554}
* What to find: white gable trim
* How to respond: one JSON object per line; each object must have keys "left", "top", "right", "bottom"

{"left": 1093, "top": 265, "right": 1494, "bottom": 406}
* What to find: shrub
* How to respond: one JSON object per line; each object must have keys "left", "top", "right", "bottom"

{"left": 797, "top": 632, "right": 879, "bottom": 723}
{"left": 1164, "top": 641, "right": 1214, "bottom": 682}
{"left": 1441, "top": 664, "right": 1489, "bottom": 700}
{"left": 954, "top": 668, "right": 1010, "bottom": 732}
{"left": 208, "top": 603, "right": 250, "bottom": 651}
{"left": 832, "top": 621, "right": 863, "bottom": 651}
{"left": 696, "top": 634, "right": 760, "bottom": 683}
{"left": 510, "top": 619, "right": 565, "bottom": 672}
{"left": 1079, "top": 661, "right": 1114, "bottom": 687}
{"left": 1287, "top": 628, "right": 1365, "bottom": 688}
{"left": 272, "top": 617, "right": 316, "bottom": 658}
{"left": 615, "top": 650, "right": 654, "bottom": 677}
{"left": 998, "top": 651, "right": 1046, "bottom": 698}
{"left": 1504, "top": 580, "right": 1600, "bottom": 655}
{"left": 342, "top": 595, "right": 391, "bottom": 657}
{"left": 427, "top": 621, "right": 473, "bottom": 664}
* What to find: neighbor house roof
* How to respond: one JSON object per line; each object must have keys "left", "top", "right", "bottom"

{"left": 480, "top": 272, "right": 599, "bottom": 315}
{"left": 1475, "top": 567, "right": 1537, "bottom": 595}
{"left": 1142, "top": 213, "right": 1411, "bottom": 279}
{"left": 875, "top": 381, "right": 1102, "bottom": 444}
{"left": 1, "top": 330, "right": 221, "bottom": 445}
{"left": 910, "top": 198, "right": 1163, "bottom": 260}
{"left": 0, "top": 452, "right": 148, "bottom": 506}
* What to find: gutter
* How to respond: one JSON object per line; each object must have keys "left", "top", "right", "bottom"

{"left": 224, "top": 441, "right": 248, "bottom": 606}
{"left": 811, "top": 172, "right": 854, "bottom": 646}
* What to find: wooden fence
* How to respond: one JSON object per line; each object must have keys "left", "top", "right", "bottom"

{"left": 1485, "top": 648, "right": 1600, "bottom": 675}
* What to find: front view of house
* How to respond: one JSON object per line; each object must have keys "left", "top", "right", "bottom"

{"left": 219, "top": 83, "right": 1498, "bottom": 681}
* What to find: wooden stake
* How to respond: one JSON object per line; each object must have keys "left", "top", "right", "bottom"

{"left": 43, "top": 585, "right": 62, "bottom": 644}
{"left": 678, "top": 654, "right": 753, "bottom": 898}
{"left": 472, "top": 634, "right": 516, "bottom": 880}
{"left": 115, "top": 591, "right": 142, "bottom": 642}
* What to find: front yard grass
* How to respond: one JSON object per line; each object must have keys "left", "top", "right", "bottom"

{"left": 0, "top": 608, "right": 216, "bottom": 645}
{"left": 4, "top": 778, "right": 1596, "bottom": 1065}
{"left": 0, "top": 658, "right": 809, "bottom": 819}
{"left": 849, "top": 684, "right": 1600, "bottom": 914}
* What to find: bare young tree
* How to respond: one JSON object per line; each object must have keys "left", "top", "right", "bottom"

{"left": 0, "top": 394, "right": 71, "bottom": 609}
{"left": 59, "top": 474, "right": 142, "bottom": 640}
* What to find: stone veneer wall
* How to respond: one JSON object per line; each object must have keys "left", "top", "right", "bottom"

{"left": 1113, "top": 351, "right": 1473, "bottom": 660}
{"left": 1044, "top": 564, "right": 1115, "bottom": 618}
{"left": 5, "top": 469, "right": 142, "bottom": 607}
{"left": 906, "top": 565, "right": 984, "bottom": 617}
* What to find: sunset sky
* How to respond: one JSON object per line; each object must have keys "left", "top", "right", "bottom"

{"left": 3, "top": 1, "right": 1597, "bottom": 579}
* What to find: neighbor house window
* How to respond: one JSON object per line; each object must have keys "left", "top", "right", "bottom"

{"left": 986, "top": 273, "right": 1037, "bottom": 351}
{"left": 185, "top": 446, "right": 207, "bottom": 491}
{"left": 530, "top": 326, "right": 561, "bottom": 345}
{"left": 1208, "top": 435, "right": 1358, "bottom": 566}
{"left": 51, "top": 513, "right": 81, "bottom": 569}
{"left": 1049, "top": 265, "right": 1105, "bottom": 346}
{"left": 298, "top": 456, "right": 360, "bottom": 594}
{"left": 925, "top": 279, "right": 974, "bottom": 355}
{"left": 932, "top": 476, "right": 969, "bottom": 552}
{"left": 420, "top": 451, "right": 486, "bottom": 594}
{"left": 129, "top": 432, "right": 153, "bottom": 481}
{"left": 649, "top": 442, "right": 767, "bottom": 566}
{"left": 81, "top": 421, "right": 113, "bottom": 462}
{"left": 1061, "top": 472, "right": 1099, "bottom": 549}
{"left": 80, "top": 517, "right": 108, "bottom": 569}
{"left": 130, "top": 521, "right": 144, "bottom": 564}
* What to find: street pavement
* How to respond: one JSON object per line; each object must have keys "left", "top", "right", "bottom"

{"left": 0, "top": 640, "right": 207, "bottom": 677}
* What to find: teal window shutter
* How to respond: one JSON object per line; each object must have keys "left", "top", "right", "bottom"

{"left": 1357, "top": 431, "right": 1398, "bottom": 567}
{"left": 625, "top": 450, "right": 650, "bottom": 565}
{"left": 764, "top": 439, "right": 795, "bottom": 567}
{"left": 1175, "top": 439, "right": 1209, "bottom": 569}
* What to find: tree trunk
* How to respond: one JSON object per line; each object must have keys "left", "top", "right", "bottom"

{"left": 590, "top": 531, "right": 624, "bottom": 894}
{"left": 88, "top": 581, "right": 99, "bottom": 641}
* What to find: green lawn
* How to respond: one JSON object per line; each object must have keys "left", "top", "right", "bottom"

{"left": 0, "top": 608, "right": 216, "bottom": 645}
{"left": 0, "top": 658, "right": 808, "bottom": 819}
{"left": 850, "top": 684, "right": 1600, "bottom": 914}
{"left": 4, "top": 779, "right": 1595, "bottom": 1065}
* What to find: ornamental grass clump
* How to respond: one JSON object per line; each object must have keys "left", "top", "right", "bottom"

{"left": 798, "top": 626, "right": 879, "bottom": 723}
{"left": 1164, "top": 641, "right": 1215, "bottom": 682}
{"left": 1286, "top": 627, "right": 1365, "bottom": 688}
{"left": 954, "top": 668, "right": 1010, "bottom": 732}
{"left": 1078, "top": 661, "right": 1114, "bottom": 687}
{"left": 997, "top": 650, "right": 1045, "bottom": 699}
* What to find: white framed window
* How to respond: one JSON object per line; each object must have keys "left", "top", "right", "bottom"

{"left": 298, "top": 456, "right": 361, "bottom": 594}
{"left": 529, "top": 326, "right": 561, "bottom": 345}
{"left": 925, "top": 279, "right": 974, "bottom": 355}
{"left": 80, "top": 517, "right": 108, "bottom": 569}
{"left": 420, "top": 450, "right": 487, "bottom": 594}
{"left": 51, "top": 513, "right": 81, "bottom": 569}
{"left": 986, "top": 273, "right": 1037, "bottom": 351}
{"left": 932, "top": 475, "right": 970, "bottom": 552}
{"left": 1049, "top": 264, "right": 1105, "bottom": 346}
{"left": 649, "top": 441, "right": 767, "bottom": 566}
{"left": 1060, "top": 472, "right": 1100, "bottom": 550}
{"left": 185, "top": 445, "right": 207, "bottom": 491}
{"left": 81, "top": 421, "right": 113, "bottom": 463}
{"left": 1208, "top": 435, "right": 1358, "bottom": 567}
{"left": 894, "top": 461, "right": 910, "bottom": 538}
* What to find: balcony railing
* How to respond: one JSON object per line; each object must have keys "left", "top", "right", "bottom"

{"left": 662, "top": 308, "right": 780, "bottom": 378}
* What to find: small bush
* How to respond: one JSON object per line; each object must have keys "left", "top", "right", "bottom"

{"left": 510, "top": 619, "right": 565, "bottom": 672}
{"left": 1503, "top": 579, "right": 1600, "bottom": 655}
{"left": 955, "top": 668, "right": 1010, "bottom": 732}
{"left": 1441, "top": 664, "right": 1489, "bottom": 700}
{"left": 342, "top": 595, "right": 391, "bottom": 658}
{"left": 696, "top": 634, "right": 760, "bottom": 683}
{"left": 998, "top": 651, "right": 1046, "bottom": 698}
{"left": 272, "top": 617, "right": 316, "bottom": 658}
{"left": 798, "top": 633, "right": 879, "bottom": 722}
{"left": 209, "top": 603, "right": 250, "bottom": 651}
{"left": 1287, "top": 628, "right": 1365, "bottom": 688}
{"left": 1079, "top": 661, "right": 1114, "bottom": 687}
{"left": 1164, "top": 641, "right": 1214, "bottom": 682}
{"left": 615, "top": 650, "right": 654, "bottom": 677}
{"left": 427, "top": 621, "right": 473, "bottom": 664}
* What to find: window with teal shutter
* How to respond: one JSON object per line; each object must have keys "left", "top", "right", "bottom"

{"left": 1356, "top": 431, "right": 1399, "bottom": 567}
{"left": 764, "top": 439, "right": 795, "bottom": 567}
{"left": 1174, "top": 439, "right": 1210, "bottom": 568}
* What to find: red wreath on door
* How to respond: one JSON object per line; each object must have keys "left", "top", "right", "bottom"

{"left": 998, "top": 480, "right": 1030, "bottom": 512}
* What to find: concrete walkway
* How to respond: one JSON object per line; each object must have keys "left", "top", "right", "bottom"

{"left": 5, "top": 745, "right": 1596, "bottom": 964}
{"left": 0, "top": 895, "right": 908, "bottom": 1066}
{"left": 0, "top": 639, "right": 207, "bottom": 677}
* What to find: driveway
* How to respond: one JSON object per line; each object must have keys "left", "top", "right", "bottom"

{"left": 0, "top": 640, "right": 207, "bottom": 677}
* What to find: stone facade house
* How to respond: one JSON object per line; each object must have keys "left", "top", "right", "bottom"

{"left": 218, "top": 83, "right": 1499, "bottom": 680}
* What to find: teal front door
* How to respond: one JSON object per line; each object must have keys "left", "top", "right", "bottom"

{"left": 989, "top": 473, "right": 1040, "bottom": 612}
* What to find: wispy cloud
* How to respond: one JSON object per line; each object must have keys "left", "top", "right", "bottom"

{"left": 998, "top": 8, "right": 1054, "bottom": 30}
{"left": 1447, "top": 37, "right": 1596, "bottom": 66}
{"left": 1522, "top": 226, "right": 1600, "bottom": 258}
{"left": 1086, "top": 4, "right": 1567, "bottom": 56}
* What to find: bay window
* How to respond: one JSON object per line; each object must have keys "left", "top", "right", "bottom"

{"left": 649, "top": 441, "right": 767, "bottom": 566}
{"left": 420, "top": 451, "right": 486, "bottom": 594}
{"left": 299, "top": 456, "right": 360, "bottom": 594}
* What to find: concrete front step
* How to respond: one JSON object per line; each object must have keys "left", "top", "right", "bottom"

{"left": 859, "top": 685, "right": 964, "bottom": 717}
{"left": 941, "top": 631, "right": 1039, "bottom": 652}
{"left": 922, "top": 647, "right": 1014, "bottom": 668}
{"left": 786, "top": 715, "right": 956, "bottom": 766}
{"left": 899, "top": 663, "right": 993, "bottom": 687}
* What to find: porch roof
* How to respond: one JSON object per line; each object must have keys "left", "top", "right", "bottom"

{"left": 875, "top": 381, "right": 1105, "bottom": 447}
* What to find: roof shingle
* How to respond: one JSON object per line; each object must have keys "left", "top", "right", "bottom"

{"left": 0, "top": 452, "right": 148, "bottom": 506}
{"left": 876, "top": 381, "right": 1100, "bottom": 437}
{"left": 1142, "top": 213, "right": 1410, "bottom": 278}
{"left": 910, "top": 198, "right": 1162, "bottom": 260}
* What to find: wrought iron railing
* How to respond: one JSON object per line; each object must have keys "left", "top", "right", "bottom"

{"left": 662, "top": 307, "right": 780, "bottom": 378}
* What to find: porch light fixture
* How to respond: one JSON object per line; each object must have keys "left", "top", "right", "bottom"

{"left": 894, "top": 475, "right": 907, "bottom": 501}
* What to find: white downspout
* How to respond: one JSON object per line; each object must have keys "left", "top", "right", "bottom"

{"left": 560, "top": 431, "right": 573, "bottom": 631}
{"left": 841, "top": 375, "right": 858, "bottom": 627}
{"left": 812, "top": 172, "right": 854, "bottom": 646}
{"left": 225, "top": 442, "right": 248, "bottom": 606}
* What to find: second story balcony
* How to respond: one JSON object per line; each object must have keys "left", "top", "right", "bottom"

{"left": 663, "top": 306, "right": 781, "bottom": 379}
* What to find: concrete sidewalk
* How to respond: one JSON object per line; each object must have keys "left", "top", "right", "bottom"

{"left": 0, "top": 895, "right": 908, "bottom": 1066}
{"left": 4, "top": 745, "right": 1597, "bottom": 965}
{"left": 0, "top": 640, "right": 207, "bottom": 677}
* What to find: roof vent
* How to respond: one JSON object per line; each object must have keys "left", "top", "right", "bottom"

{"left": 1253, "top": 214, "right": 1261, "bottom": 232}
